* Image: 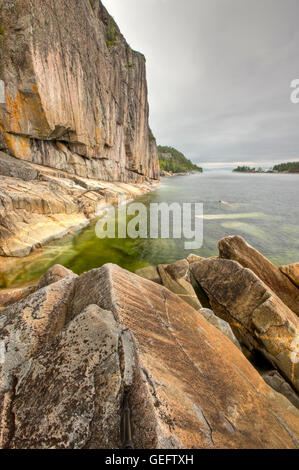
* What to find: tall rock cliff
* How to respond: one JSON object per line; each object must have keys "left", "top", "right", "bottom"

{"left": 0, "top": 0, "right": 159, "bottom": 183}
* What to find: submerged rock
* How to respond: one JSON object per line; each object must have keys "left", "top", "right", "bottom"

{"left": 191, "top": 257, "right": 299, "bottom": 392}
{"left": 218, "top": 236, "right": 299, "bottom": 316}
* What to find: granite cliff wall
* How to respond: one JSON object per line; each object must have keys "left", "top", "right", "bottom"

{"left": 0, "top": 0, "right": 159, "bottom": 182}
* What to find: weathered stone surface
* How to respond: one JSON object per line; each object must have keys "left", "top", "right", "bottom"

{"left": 0, "top": 284, "right": 36, "bottom": 308}
{"left": 3, "top": 306, "right": 140, "bottom": 448}
{"left": 37, "top": 264, "right": 77, "bottom": 289}
{"left": 0, "top": 0, "right": 159, "bottom": 183}
{"left": 218, "top": 236, "right": 299, "bottom": 315}
{"left": 0, "top": 276, "right": 75, "bottom": 394}
{"left": 262, "top": 371, "right": 299, "bottom": 410}
{"left": 0, "top": 151, "right": 39, "bottom": 181}
{"left": 135, "top": 266, "right": 162, "bottom": 284}
{"left": 187, "top": 253, "right": 204, "bottom": 265}
{"left": 157, "top": 260, "right": 202, "bottom": 310}
{"left": 199, "top": 308, "right": 241, "bottom": 350}
{"left": 191, "top": 258, "right": 299, "bottom": 392}
{"left": 280, "top": 263, "right": 299, "bottom": 289}
{"left": 67, "top": 264, "right": 299, "bottom": 448}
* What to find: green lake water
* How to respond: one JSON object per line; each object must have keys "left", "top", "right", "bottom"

{"left": 1, "top": 171, "right": 299, "bottom": 288}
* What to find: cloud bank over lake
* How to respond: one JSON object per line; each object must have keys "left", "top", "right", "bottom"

{"left": 103, "top": 0, "right": 299, "bottom": 166}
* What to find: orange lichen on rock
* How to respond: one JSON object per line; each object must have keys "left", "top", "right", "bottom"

{"left": 5, "top": 134, "right": 32, "bottom": 160}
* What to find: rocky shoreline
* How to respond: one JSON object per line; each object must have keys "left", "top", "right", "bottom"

{"left": 0, "top": 235, "right": 298, "bottom": 448}
{"left": 0, "top": 151, "right": 158, "bottom": 261}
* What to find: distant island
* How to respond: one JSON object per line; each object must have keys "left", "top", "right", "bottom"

{"left": 233, "top": 162, "right": 299, "bottom": 174}
{"left": 158, "top": 146, "right": 203, "bottom": 176}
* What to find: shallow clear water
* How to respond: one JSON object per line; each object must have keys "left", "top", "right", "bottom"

{"left": 1, "top": 171, "right": 299, "bottom": 288}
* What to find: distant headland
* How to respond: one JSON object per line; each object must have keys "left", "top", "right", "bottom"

{"left": 158, "top": 146, "right": 203, "bottom": 176}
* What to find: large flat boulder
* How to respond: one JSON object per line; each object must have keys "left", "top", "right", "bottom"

{"left": 218, "top": 236, "right": 299, "bottom": 316}
{"left": 68, "top": 264, "right": 299, "bottom": 448}
{"left": 191, "top": 258, "right": 299, "bottom": 392}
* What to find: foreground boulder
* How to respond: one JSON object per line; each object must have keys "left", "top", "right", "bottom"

{"left": 218, "top": 236, "right": 299, "bottom": 316}
{"left": 1, "top": 263, "right": 299, "bottom": 448}
{"left": 2, "top": 306, "right": 146, "bottom": 449}
{"left": 191, "top": 258, "right": 299, "bottom": 392}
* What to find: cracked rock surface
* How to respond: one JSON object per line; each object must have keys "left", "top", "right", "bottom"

{"left": 218, "top": 236, "right": 299, "bottom": 316}
{"left": 191, "top": 257, "right": 299, "bottom": 392}
{"left": 0, "top": 263, "right": 299, "bottom": 448}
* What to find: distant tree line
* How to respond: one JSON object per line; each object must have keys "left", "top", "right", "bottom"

{"left": 233, "top": 166, "right": 256, "bottom": 173}
{"left": 233, "top": 162, "right": 299, "bottom": 173}
{"left": 272, "top": 161, "right": 299, "bottom": 173}
{"left": 158, "top": 146, "right": 202, "bottom": 173}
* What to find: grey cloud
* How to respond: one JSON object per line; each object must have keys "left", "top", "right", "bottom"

{"left": 102, "top": 0, "right": 299, "bottom": 165}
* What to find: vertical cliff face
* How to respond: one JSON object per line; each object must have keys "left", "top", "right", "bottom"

{"left": 0, "top": 0, "right": 160, "bottom": 182}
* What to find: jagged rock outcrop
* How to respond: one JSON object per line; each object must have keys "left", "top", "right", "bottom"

{"left": 0, "top": 263, "right": 76, "bottom": 307}
{"left": 280, "top": 263, "right": 299, "bottom": 289}
{"left": 0, "top": 284, "right": 36, "bottom": 309}
{"left": 135, "top": 266, "right": 162, "bottom": 284}
{"left": 157, "top": 259, "right": 202, "bottom": 310}
{"left": 218, "top": 236, "right": 299, "bottom": 316}
{"left": 1, "top": 263, "right": 299, "bottom": 448}
{"left": 0, "top": 0, "right": 159, "bottom": 183}
{"left": 191, "top": 258, "right": 299, "bottom": 392}
{"left": 37, "top": 264, "right": 77, "bottom": 289}
{"left": 262, "top": 371, "right": 299, "bottom": 410}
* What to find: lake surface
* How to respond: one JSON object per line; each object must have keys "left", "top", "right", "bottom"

{"left": 1, "top": 171, "right": 299, "bottom": 288}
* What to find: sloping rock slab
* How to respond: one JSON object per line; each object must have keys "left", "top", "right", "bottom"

{"left": 218, "top": 236, "right": 299, "bottom": 316}
{"left": 68, "top": 264, "right": 299, "bottom": 449}
{"left": 191, "top": 258, "right": 299, "bottom": 392}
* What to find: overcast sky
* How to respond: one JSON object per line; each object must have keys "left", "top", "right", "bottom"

{"left": 102, "top": 0, "right": 299, "bottom": 167}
